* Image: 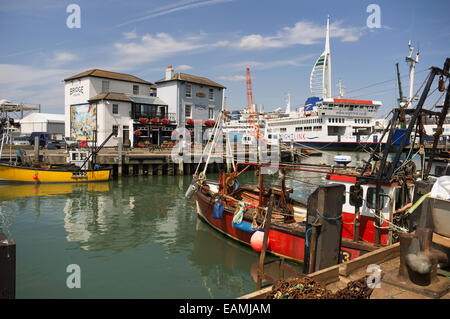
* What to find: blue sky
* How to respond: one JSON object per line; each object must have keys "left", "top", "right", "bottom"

{"left": 0, "top": 0, "right": 449, "bottom": 116}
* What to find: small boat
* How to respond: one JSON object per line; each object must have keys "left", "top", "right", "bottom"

{"left": 0, "top": 118, "right": 112, "bottom": 183}
{"left": 0, "top": 162, "right": 110, "bottom": 183}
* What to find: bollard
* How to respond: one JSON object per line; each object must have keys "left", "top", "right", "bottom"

{"left": 34, "top": 136, "right": 39, "bottom": 162}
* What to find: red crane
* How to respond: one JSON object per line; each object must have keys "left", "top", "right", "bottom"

{"left": 246, "top": 67, "right": 254, "bottom": 113}
{"left": 245, "top": 67, "right": 262, "bottom": 140}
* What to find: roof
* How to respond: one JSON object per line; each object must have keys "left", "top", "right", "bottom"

{"left": 88, "top": 93, "right": 168, "bottom": 106}
{"left": 64, "top": 69, "right": 153, "bottom": 85}
{"left": 155, "top": 73, "right": 226, "bottom": 89}
{"left": 89, "top": 92, "right": 133, "bottom": 103}
{"left": 19, "top": 113, "right": 65, "bottom": 123}
{"left": 128, "top": 96, "right": 168, "bottom": 105}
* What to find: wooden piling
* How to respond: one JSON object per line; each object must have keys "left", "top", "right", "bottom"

{"left": 0, "top": 233, "right": 15, "bottom": 299}
{"left": 304, "top": 184, "right": 345, "bottom": 274}
{"left": 34, "top": 136, "right": 39, "bottom": 162}
{"left": 129, "top": 164, "right": 134, "bottom": 176}
{"left": 257, "top": 194, "right": 275, "bottom": 290}
{"left": 178, "top": 159, "right": 184, "bottom": 175}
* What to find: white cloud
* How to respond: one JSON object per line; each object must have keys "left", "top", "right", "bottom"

{"left": 225, "top": 55, "right": 315, "bottom": 71}
{"left": 217, "top": 75, "right": 246, "bottom": 82}
{"left": 111, "top": 32, "right": 203, "bottom": 69}
{"left": 0, "top": 64, "right": 71, "bottom": 112}
{"left": 53, "top": 52, "right": 77, "bottom": 64}
{"left": 235, "top": 20, "right": 363, "bottom": 50}
{"left": 123, "top": 30, "right": 138, "bottom": 40}
{"left": 117, "top": 0, "right": 233, "bottom": 27}
{"left": 176, "top": 64, "right": 193, "bottom": 71}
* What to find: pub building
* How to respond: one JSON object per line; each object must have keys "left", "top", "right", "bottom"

{"left": 64, "top": 67, "right": 225, "bottom": 147}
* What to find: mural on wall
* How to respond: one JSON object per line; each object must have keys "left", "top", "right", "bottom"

{"left": 70, "top": 103, "right": 97, "bottom": 140}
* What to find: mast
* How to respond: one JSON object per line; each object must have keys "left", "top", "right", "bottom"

{"left": 406, "top": 40, "right": 419, "bottom": 108}
{"left": 396, "top": 62, "right": 406, "bottom": 129}
{"left": 324, "top": 15, "right": 332, "bottom": 98}
{"left": 310, "top": 15, "right": 332, "bottom": 99}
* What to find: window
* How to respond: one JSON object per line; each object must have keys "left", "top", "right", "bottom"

{"left": 102, "top": 80, "right": 109, "bottom": 93}
{"left": 112, "top": 125, "right": 119, "bottom": 136}
{"left": 133, "top": 85, "right": 139, "bottom": 95}
{"left": 185, "top": 84, "right": 192, "bottom": 98}
{"left": 185, "top": 104, "right": 192, "bottom": 118}
{"left": 208, "top": 107, "right": 214, "bottom": 119}
{"left": 112, "top": 104, "right": 119, "bottom": 114}
{"left": 366, "top": 187, "right": 387, "bottom": 209}
{"left": 209, "top": 88, "right": 214, "bottom": 101}
{"left": 295, "top": 127, "right": 302, "bottom": 132}
{"left": 280, "top": 128, "right": 287, "bottom": 132}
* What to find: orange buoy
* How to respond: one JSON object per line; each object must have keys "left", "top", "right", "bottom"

{"left": 250, "top": 231, "right": 270, "bottom": 252}
{"left": 33, "top": 174, "right": 38, "bottom": 181}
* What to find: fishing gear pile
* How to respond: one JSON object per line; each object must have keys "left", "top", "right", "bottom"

{"left": 266, "top": 276, "right": 374, "bottom": 299}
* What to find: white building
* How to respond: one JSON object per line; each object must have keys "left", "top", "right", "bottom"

{"left": 19, "top": 112, "right": 65, "bottom": 139}
{"left": 64, "top": 69, "right": 172, "bottom": 147}
{"left": 156, "top": 66, "right": 226, "bottom": 137}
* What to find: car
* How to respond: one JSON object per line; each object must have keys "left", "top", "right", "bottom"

{"left": 12, "top": 135, "right": 31, "bottom": 146}
{"left": 46, "top": 140, "right": 61, "bottom": 150}
{"left": 29, "top": 132, "right": 51, "bottom": 147}
{"left": 63, "top": 136, "right": 78, "bottom": 148}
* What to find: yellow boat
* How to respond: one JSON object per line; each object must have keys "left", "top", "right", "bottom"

{"left": 0, "top": 162, "right": 111, "bottom": 183}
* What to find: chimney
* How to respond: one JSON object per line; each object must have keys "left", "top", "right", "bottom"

{"left": 165, "top": 65, "right": 174, "bottom": 80}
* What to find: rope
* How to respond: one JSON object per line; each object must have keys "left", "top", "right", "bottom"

{"left": 305, "top": 227, "right": 312, "bottom": 247}
{"left": 406, "top": 192, "right": 431, "bottom": 215}
{"left": 232, "top": 201, "right": 245, "bottom": 224}
{"left": 316, "top": 208, "right": 342, "bottom": 222}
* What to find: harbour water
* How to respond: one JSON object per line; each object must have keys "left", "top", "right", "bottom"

{"left": 0, "top": 150, "right": 372, "bottom": 298}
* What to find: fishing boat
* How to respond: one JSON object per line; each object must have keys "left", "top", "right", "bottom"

{"left": 0, "top": 118, "right": 112, "bottom": 183}
{"left": 188, "top": 57, "right": 450, "bottom": 263}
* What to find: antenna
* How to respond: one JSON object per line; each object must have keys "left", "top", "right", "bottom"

{"left": 405, "top": 40, "right": 419, "bottom": 108}
{"left": 338, "top": 80, "right": 345, "bottom": 98}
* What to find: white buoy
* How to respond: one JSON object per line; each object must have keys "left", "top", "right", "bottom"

{"left": 334, "top": 155, "right": 352, "bottom": 166}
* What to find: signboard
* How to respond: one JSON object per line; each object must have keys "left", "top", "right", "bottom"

{"left": 70, "top": 103, "right": 97, "bottom": 141}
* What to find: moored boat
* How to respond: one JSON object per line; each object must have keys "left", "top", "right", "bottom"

{"left": 0, "top": 162, "right": 110, "bottom": 183}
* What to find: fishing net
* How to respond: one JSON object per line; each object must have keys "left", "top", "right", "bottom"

{"left": 266, "top": 276, "right": 373, "bottom": 299}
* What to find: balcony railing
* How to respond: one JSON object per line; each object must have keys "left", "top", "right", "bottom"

{"left": 131, "top": 112, "right": 177, "bottom": 123}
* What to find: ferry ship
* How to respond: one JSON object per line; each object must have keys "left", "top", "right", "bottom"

{"left": 265, "top": 16, "right": 388, "bottom": 151}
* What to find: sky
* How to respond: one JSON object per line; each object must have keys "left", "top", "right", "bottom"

{"left": 0, "top": 0, "right": 449, "bottom": 117}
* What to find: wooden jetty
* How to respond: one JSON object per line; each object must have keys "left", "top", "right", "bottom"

{"left": 0, "top": 144, "right": 319, "bottom": 177}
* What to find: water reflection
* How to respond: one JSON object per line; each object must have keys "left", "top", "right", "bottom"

{"left": 0, "top": 182, "right": 110, "bottom": 202}
{"left": 61, "top": 176, "right": 196, "bottom": 253}
{"left": 188, "top": 217, "right": 258, "bottom": 297}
